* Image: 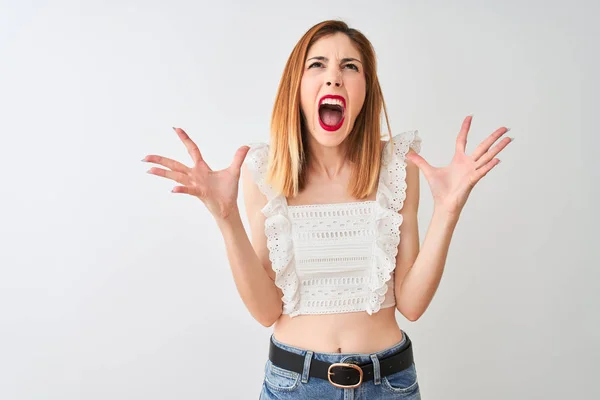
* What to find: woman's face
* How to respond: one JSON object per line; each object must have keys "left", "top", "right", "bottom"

{"left": 300, "top": 32, "right": 366, "bottom": 148}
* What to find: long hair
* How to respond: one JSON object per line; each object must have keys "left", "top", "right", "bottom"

{"left": 267, "top": 20, "right": 392, "bottom": 199}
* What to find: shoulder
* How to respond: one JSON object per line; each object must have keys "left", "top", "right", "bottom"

{"left": 380, "top": 130, "right": 422, "bottom": 158}
{"left": 241, "top": 142, "right": 270, "bottom": 201}
{"left": 243, "top": 142, "right": 270, "bottom": 173}
{"left": 386, "top": 129, "right": 422, "bottom": 168}
{"left": 379, "top": 130, "right": 422, "bottom": 210}
{"left": 241, "top": 143, "right": 270, "bottom": 187}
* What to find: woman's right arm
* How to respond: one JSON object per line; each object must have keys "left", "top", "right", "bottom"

{"left": 143, "top": 127, "right": 282, "bottom": 327}
{"left": 215, "top": 163, "right": 283, "bottom": 326}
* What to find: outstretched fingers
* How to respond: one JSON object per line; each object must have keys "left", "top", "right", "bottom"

{"left": 171, "top": 186, "right": 194, "bottom": 195}
{"left": 473, "top": 158, "right": 501, "bottom": 184}
{"left": 228, "top": 146, "right": 250, "bottom": 175}
{"left": 472, "top": 127, "right": 511, "bottom": 161}
{"left": 405, "top": 149, "right": 434, "bottom": 177}
{"left": 173, "top": 127, "right": 205, "bottom": 166}
{"left": 146, "top": 166, "right": 191, "bottom": 186}
{"left": 475, "top": 137, "right": 512, "bottom": 169}
{"left": 142, "top": 154, "right": 188, "bottom": 172}
{"left": 455, "top": 115, "right": 473, "bottom": 154}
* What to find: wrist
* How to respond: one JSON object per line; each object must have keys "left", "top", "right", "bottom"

{"left": 215, "top": 206, "right": 242, "bottom": 231}
{"left": 432, "top": 205, "right": 460, "bottom": 228}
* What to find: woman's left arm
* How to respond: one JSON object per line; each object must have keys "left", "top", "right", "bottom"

{"left": 394, "top": 115, "right": 513, "bottom": 321}
{"left": 394, "top": 172, "right": 459, "bottom": 321}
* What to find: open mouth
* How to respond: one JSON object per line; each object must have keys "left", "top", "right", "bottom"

{"left": 318, "top": 95, "right": 346, "bottom": 132}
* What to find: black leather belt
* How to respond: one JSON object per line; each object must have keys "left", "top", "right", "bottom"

{"left": 269, "top": 334, "right": 414, "bottom": 389}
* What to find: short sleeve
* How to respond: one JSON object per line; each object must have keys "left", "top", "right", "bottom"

{"left": 380, "top": 130, "right": 422, "bottom": 213}
{"left": 243, "top": 142, "right": 301, "bottom": 316}
{"left": 244, "top": 142, "right": 277, "bottom": 200}
{"left": 367, "top": 130, "right": 422, "bottom": 314}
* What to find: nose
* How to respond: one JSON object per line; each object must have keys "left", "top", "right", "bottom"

{"left": 326, "top": 70, "right": 342, "bottom": 88}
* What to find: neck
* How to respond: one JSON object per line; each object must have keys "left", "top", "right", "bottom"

{"left": 305, "top": 135, "right": 349, "bottom": 179}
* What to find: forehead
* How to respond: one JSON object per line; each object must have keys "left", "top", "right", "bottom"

{"left": 306, "top": 32, "right": 362, "bottom": 60}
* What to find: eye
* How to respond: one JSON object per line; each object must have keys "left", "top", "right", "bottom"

{"left": 308, "top": 61, "right": 324, "bottom": 69}
{"left": 344, "top": 63, "right": 359, "bottom": 71}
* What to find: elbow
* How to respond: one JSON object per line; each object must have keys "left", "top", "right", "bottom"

{"left": 256, "top": 308, "right": 282, "bottom": 328}
{"left": 254, "top": 295, "right": 284, "bottom": 327}
{"left": 258, "top": 316, "right": 276, "bottom": 328}
{"left": 405, "top": 313, "right": 421, "bottom": 322}
{"left": 398, "top": 306, "right": 421, "bottom": 322}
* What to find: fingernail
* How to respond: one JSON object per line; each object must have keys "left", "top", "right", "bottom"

{"left": 510, "top": 137, "right": 515, "bottom": 142}
{"left": 172, "top": 127, "right": 177, "bottom": 131}
{"left": 506, "top": 127, "right": 511, "bottom": 132}
{"left": 467, "top": 113, "right": 474, "bottom": 117}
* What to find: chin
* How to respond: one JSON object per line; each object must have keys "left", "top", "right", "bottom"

{"left": 309, "top": 118, "right": 352, "bottom": 147}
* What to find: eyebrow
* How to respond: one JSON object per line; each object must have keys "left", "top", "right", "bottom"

{"left": 306, "top": 56, "right": 363, "bottom": 64}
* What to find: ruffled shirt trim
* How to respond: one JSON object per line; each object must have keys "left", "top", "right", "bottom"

{"left": 244, "top": 130, "right": 422, "bottom": 317}
{"left": 368, "top": 130, "right": 422, "bottom": 314}
{"left": 244, "top": 143, "right": 301, "bottom": 316}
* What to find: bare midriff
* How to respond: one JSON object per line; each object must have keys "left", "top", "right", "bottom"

{"left": 271, "top": 306, "right": 404, "bottom": 354}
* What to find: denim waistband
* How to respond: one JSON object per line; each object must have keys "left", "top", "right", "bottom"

{"left": 270, "top": 330, "right": 410, "bottom": 364}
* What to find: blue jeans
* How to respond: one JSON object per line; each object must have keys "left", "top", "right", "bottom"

{"left": 259, "top": 330, "right": 421, "bottom": 399}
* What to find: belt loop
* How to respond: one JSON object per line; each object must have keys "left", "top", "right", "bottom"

{"left": 370, "top": 354, "right": 381, "bottom": 385}
{"left": 301, "top": 351, "right": 313, "bottom": 383}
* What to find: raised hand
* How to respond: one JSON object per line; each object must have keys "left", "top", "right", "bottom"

{"left": 406, "top": 115, "right": 513, "bottom": 217}
{"left": 142, "top": 127, "right": 250, "bottom": 220}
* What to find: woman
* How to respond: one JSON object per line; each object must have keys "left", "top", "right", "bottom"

{"left": 143, "top": 20, "right": 512, "bottom": 399}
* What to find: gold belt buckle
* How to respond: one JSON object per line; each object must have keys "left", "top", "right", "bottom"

{"left": 327, "top": 362, "right": 363, "bottom": 389}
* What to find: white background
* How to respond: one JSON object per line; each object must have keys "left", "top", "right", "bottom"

{"left": 1, "top": 0, "right": 598, "bottom": 399}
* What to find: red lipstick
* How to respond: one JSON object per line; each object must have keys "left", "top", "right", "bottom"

{"left": 318, "top": 94, "right": 346, "bottom": 132}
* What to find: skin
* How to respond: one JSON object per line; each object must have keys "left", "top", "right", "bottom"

{"left": 142, "top": 33, "right": 514, "bottom": 354}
